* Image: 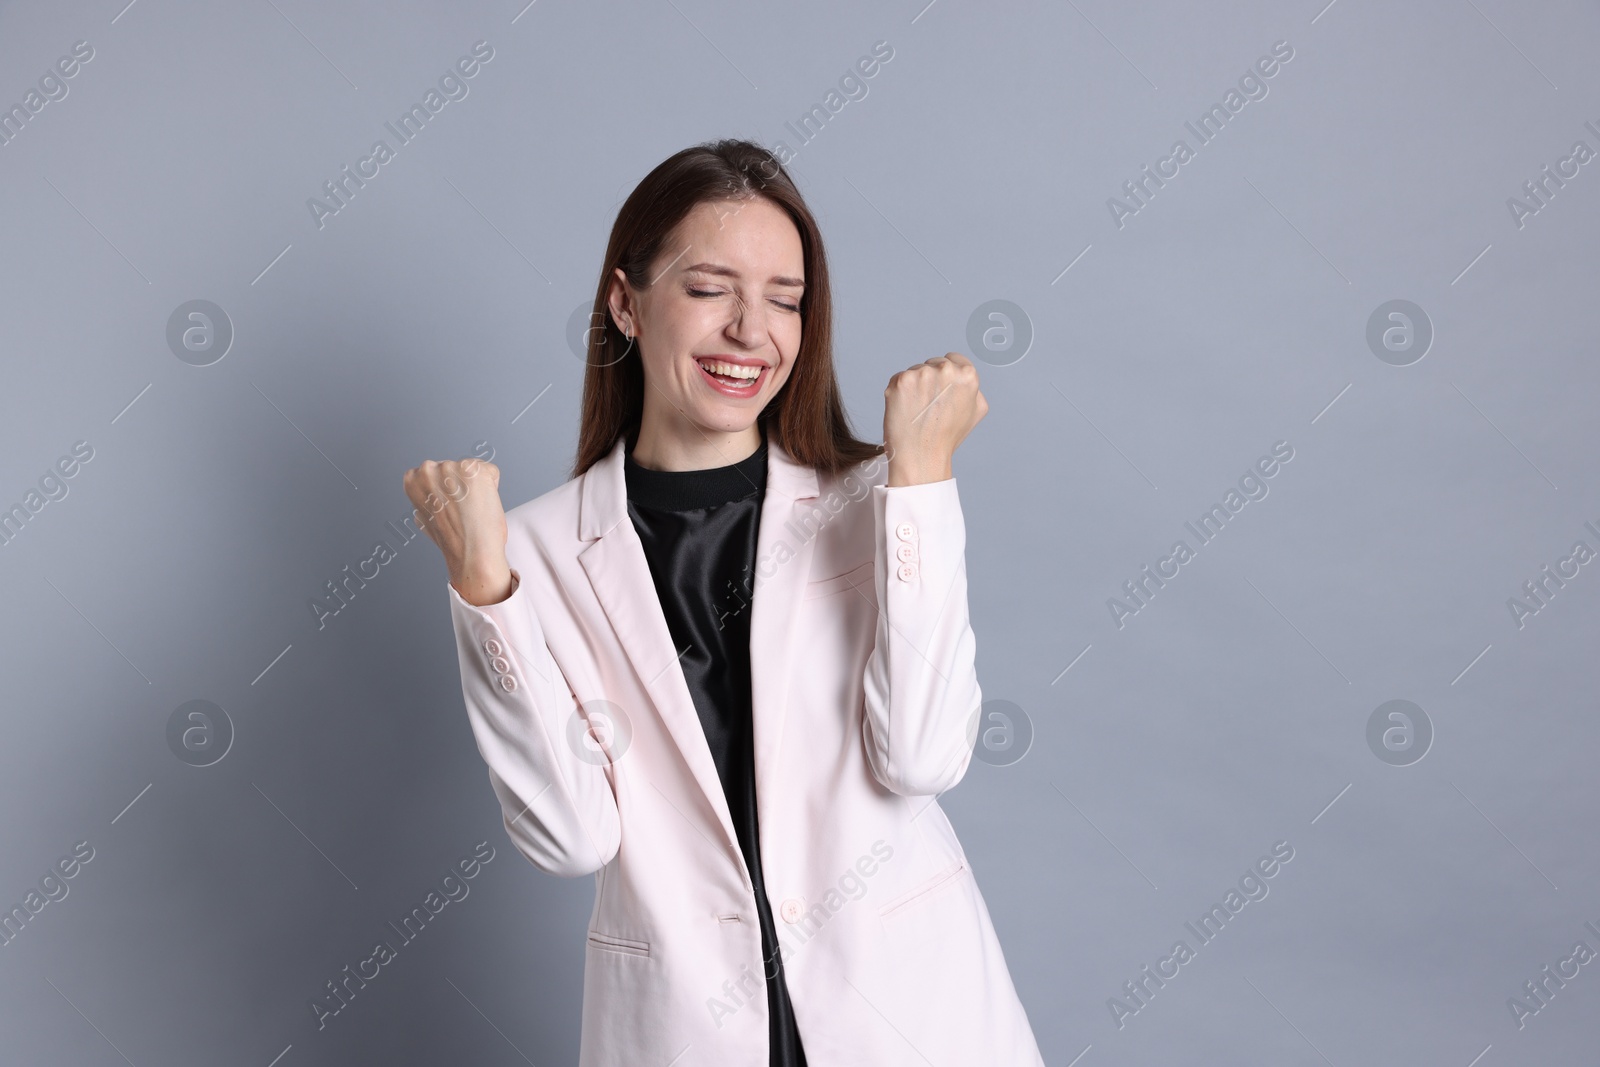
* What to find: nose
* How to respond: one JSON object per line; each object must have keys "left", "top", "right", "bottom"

{"left": 726, "top": 293, "right": 766, "bottom": 348}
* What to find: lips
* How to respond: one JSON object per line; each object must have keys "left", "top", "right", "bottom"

{"left": 695, "top": 357, "right": 767, "bottom": 397}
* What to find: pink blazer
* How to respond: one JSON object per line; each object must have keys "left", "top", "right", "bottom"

{"left": 447, "top": 434, "right": 1045, "bottom": 1066}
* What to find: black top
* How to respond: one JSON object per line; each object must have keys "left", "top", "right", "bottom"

{"left": 623, "top": 423, "right": 808, "bottom": 1067}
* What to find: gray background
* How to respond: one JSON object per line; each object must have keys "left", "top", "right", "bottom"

{"left": 1, "top": 0, "right": 1596, "bottom": 1063}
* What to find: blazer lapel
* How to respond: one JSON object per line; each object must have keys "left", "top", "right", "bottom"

{"left": 575, "top": 433, "right": 820, "bottom": 888}
{"left": 748, "top": 439, "right": 821, "bottom": 823}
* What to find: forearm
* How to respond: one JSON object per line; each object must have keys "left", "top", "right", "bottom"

{"left": 448, "top": 573, "right": 622, "bottom": 877}
{"left": 860, "top": 477, "right": 982, "bottom": 796}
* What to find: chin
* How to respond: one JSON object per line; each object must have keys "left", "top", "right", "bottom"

{"left": 698, "top": 411, "right": 761, "bottom": 434}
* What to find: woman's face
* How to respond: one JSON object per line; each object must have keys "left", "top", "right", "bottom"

{"left": 608, "top": 196, "right": 805, "bottom": 440}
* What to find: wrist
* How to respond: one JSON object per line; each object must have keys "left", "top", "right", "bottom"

{"left": 453, "top": 562, "right": 514, "bottom": 607}
{"left": 886, "top": 455, "right": 953, "bottom": 487}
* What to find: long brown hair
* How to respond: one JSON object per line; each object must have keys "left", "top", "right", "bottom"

{"left": 569, "top": 138, "right": 884, "bottom": 480}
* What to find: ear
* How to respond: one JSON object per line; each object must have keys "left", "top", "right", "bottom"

{"left": 606, "top": 268, "right": 636, "bottom": 337}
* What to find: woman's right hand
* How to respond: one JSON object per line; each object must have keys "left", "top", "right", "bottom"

{"left": 403, "top": 458, "right": 514, "bottom": 606}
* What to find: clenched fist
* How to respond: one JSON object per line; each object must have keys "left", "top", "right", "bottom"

{"left": 883, "top": 351, "right": 988, "bottom": 487}
{"left": 402, "top": 458, "right": 514, "bottom": 606}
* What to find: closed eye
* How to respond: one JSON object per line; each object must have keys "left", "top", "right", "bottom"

{"left": 688, "top": 287, "right": 800, "bottom": 313}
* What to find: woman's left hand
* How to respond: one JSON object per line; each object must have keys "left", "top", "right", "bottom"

{"left": 883, "top": 351, "right": 988, "bottom": 486}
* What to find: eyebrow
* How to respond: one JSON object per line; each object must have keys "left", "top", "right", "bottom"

{"left": 682, "top": 262, "right": 805, "bottom": 289}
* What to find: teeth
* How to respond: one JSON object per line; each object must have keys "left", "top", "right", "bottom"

{"left": 698, "top": 359, "right": 761, "bottom": 381}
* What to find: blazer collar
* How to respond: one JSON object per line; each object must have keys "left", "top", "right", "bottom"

{"left": 578, "top": 429, "right": 819, "bottom": 539}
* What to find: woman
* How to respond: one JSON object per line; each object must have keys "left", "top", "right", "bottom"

{"left": 403, "top": 140, "right": 1044, "bottom": 1066}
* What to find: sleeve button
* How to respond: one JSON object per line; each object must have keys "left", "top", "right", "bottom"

{"left": 896, "top": 543, "right": 917, "bottom": 563}
{"left": 895, "top": 522, "right": 916, "bottom": 542}
{"left": 499, "top": 674, "right": 518, "bottom": 693}
{"left": 490, "top": 655, "right": 510, "bottom": 674}
{"left": 897, "top": 563, "right": 918, "bottom": 582}
{"left": 483, "top": 638, "right": 503, "bottom": 657}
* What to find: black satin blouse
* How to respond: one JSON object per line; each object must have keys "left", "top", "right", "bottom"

{"left": 623, "top": 424, "right": 808, "bottom": 1067}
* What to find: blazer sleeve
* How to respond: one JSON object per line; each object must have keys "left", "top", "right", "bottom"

{"left": 448, "top": 570, "right": 622, "bottom": 878}
{"left": 860, "top": 477, "right": 982, "bottom": 796}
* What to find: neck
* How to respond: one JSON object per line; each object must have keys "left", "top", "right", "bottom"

{"left": 630, "top": 416, "right": 765, "bottom": 472}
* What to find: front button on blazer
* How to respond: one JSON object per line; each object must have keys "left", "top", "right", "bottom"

{"left": 446, "top": 434, "right": 1046, "bottom": 1066}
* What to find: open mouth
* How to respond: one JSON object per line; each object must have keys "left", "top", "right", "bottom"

{"left": 695, "top": 358, "right": 766, "bottom": 396}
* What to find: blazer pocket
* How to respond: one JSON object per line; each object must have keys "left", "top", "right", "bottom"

{"left": 803, "top": 559, "right": 875, "bottom": 600}
{"left": 877, "top": 859, "right": 968, "bottom": 921}
{"left": 586, "top": 930, "right": 651, "bottom": 958}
